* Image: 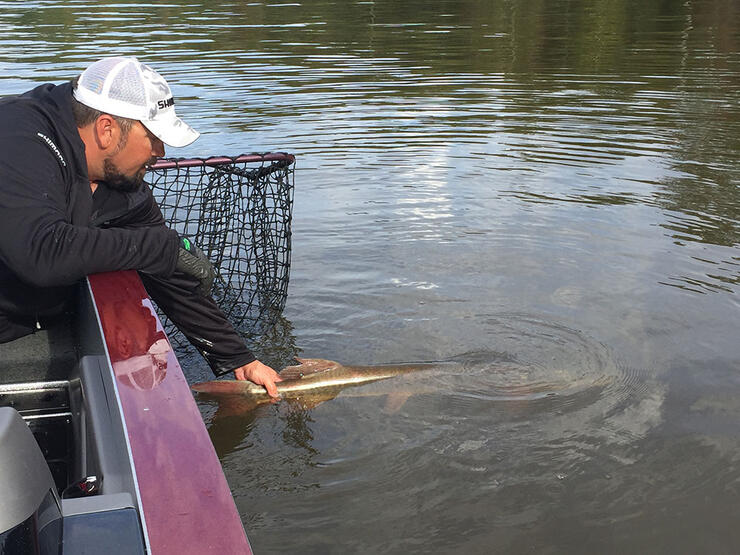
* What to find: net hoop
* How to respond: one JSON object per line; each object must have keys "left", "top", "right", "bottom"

{"left": 150, "top": 152, "right": 295, "bottom": 170}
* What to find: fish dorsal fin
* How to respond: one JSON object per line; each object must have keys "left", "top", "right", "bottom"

{"left": 279, "top": 358, "right": 342, "bottom": 380}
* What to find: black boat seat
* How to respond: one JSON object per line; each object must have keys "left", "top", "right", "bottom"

{"left": 0, "top": 407, "right": 62, "bottom": 549}
{"left": 0, "top": 406, "right": 144, "bottom": 554}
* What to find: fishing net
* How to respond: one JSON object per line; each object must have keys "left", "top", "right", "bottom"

{"left": 146, "top": 153, "right": 295, "bottom": 346}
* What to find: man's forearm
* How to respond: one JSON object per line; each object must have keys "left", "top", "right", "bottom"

{"left": 140, "top": 271, "right": 256, "bottom": 376}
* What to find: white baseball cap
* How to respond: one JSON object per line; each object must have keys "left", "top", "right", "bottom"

{"left": 73, "top": 56, "right": 199, "bottom": 148}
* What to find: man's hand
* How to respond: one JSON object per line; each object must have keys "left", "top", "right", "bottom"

{"left": 234, "top": 359, "right": 283, "bottom": 399}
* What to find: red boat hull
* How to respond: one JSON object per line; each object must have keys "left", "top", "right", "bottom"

{"left": 88, "top": 270, "right": 251, "bottom": 554}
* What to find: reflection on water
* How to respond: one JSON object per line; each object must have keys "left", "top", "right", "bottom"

{"left": 2, "top": 0, "right": 739, "bottom": 552}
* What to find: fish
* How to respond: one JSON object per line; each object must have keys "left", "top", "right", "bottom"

{"left": 191, "top": 357, "right": 451, "bottom": 411}
{"left": 192, "top": 355, "right": 615, "bottom": 417}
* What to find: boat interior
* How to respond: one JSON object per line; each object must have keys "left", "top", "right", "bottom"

{"left": 0, "top": 283, "right": 146, "bottom": 554}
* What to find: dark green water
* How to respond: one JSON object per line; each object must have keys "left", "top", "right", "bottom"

{"left": 1, "top": 1, "right": 739, "bottom": 553}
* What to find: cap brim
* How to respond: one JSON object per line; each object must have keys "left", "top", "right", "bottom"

{"left": 143, "top": 113, "right": 200, "bottom": 148}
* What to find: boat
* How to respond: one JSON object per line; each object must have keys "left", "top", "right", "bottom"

{"left": 0, "top": 270, "right": 253, "bottom": 553}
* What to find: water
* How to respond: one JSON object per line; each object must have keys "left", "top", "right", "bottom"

{"left": 2, "top": 1, "right": 739, "bottom": 552}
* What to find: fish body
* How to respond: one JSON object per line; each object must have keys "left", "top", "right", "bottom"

{"left": 191, "top": 358, "right": 446, "bottom": 409}
{"left": 192, "top": 356, "right": 613, "bottom": 416}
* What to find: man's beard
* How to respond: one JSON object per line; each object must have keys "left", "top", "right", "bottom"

{"left": 102, "top": 158, "right": 150, "bottom": 193}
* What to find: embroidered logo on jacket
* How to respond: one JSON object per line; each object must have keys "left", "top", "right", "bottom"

{"left": 36, "top": 132, "right": 67, "bottom": 167}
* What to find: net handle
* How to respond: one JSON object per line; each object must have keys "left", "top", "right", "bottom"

{"left": 150, "top": 152, "right": 295, "bottom": 170}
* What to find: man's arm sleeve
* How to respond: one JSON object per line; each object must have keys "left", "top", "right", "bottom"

{"left": 99, "top": 168, "right": 258, "bottom": 376}
{"left": 0, "top": 136, "right": 179, "bottom": 286}
{"left": 140, "top": 272, "right": 257, "bottom": 376}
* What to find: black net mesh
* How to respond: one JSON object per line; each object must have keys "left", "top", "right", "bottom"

{"left": 146, "top": 153, "right": 295, "bottom": 346}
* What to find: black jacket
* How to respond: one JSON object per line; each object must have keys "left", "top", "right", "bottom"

{"left": 0, "top": 82, "right": 255, "bottom": 374}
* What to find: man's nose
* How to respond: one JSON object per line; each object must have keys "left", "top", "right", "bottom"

{"left": 152, "top": 136, "right": 165, "bottom": 158}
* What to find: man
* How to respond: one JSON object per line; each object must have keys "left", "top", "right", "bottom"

{"left": 0, "top": 56, "right": 281, "bottom": 397}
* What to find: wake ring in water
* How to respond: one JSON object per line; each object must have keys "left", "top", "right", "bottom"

{"left": 436, "top": 313, "right": 647, "bottom": 416}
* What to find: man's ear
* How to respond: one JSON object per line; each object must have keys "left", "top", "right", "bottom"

{"left": 93, "top": 113, "right": 118, "bottom": 150}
